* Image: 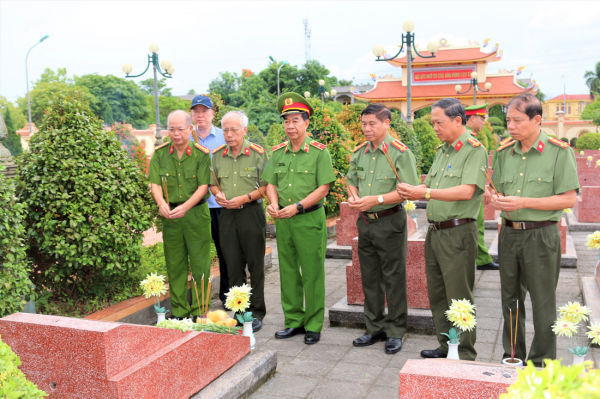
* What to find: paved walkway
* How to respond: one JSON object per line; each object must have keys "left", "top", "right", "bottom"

{"left": 246, "top": 209, "right": 599, "bottom": 399}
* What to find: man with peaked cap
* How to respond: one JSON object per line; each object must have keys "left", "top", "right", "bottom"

{"left": 148, "top": 110, "right": 212, "bottom": 320}
{"left": 210, "top": 110, "right": 269, "bottom": 332}
{"left": 262, "top": 92, "right": 336, "bottom": 345}
{"left": 189, "top": 95, "right": 231, "bottom": 310}
{"left": 464, "top": 103, "right": 499, "bottom": 271}
{"left": 346, "top": 103, "right": 419, "bottom": 354}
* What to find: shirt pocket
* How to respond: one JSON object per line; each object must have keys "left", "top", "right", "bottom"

{"left": 442, "top": 169, "right": 462, "bottom": 187}
{"left": 184, "top": 164, "right": 198, "bottom": 181}
{"left": 527, "top": 172, "right": 554, "bottom": 197}
{"left": 375, "top": 172, "right": 395, "bottom": 193}
{"left": 275, "top": 168, "right": 288, "bottom": 189}
{"left": 296, "top": 169, "right": 316, "bottom": 191}
{"left": 241, "top": 167, "right": 258, "bottom": 180}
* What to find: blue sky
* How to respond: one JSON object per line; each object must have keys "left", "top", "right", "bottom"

{"left": 1, "top": 0, "right": 599, "bottom": 104}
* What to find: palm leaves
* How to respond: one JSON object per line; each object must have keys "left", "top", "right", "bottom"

{"left": 584, "top": 61, "right": 600, "bottom": 100}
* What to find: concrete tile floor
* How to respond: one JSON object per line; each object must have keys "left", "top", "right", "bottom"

{"left": 245, "top": 209, "right": 599, "bottom": 398}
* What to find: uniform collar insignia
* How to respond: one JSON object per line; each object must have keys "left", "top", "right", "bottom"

{"left": 536, "top": 141, "right": 545, "bottom": 153}
{"left": 454, "top": 140, "right": 463, "bottom": 152}
{"left": 304, "top": 143, "right": 309, "bottom": 153}
{"left": 365, "top": 143, "right": 370, "bottom": 154}
{"left": 169, "top": 145, "right": 174, "bottom": 154}
{"left": 222, "top": 147, "right": 228, "bottom": 156}
{"left": 244, "top": 147, "right": 250, "bottom": 156}
{"left": 381, "top": 142, "right": 388, "bottom": 153}
{"left": 186, "top": 146, "right": 191, "bottom": 156}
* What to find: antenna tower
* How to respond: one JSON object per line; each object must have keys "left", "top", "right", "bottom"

{"left": 303, "top": 19, "right": 311, "bottom": 62}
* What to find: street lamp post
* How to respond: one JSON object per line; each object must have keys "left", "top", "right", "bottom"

{"left": 26, "top": 35, "right": 49, "bottom": 135}
{"left": 455, "top": 72, "right": 492, "bottom": 104}
{"left": 318, "top": 79, "right": 326, "bottom": 102}
{"left": 373, "top": 21, "right": 439, "bottom": 127}
{"left": 269, "top": 56, "right": 288, "bottom": 97}
{"left": 123, "top": 43, "right": 175, "bottom": 146}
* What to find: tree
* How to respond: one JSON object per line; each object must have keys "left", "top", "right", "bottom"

{"left": 138, "top": 78, "right": 173, "bottom": 97}
{"left": 265, "top": 122, "right": 286, "bottom": 154}
{"left": 187, "top": 89, "right": 197, "bottom": 95}
{"left": 246, "top": 124, "right": 266, "bottom": 148}
{"left": 585, "top": 61, "right": 600, "bottom": 100}
{"left": 338, "top": 79, "right": 353, "bottom": 86}
{"left": 0, "top": 96, "right": 27, "bottom": 131}
{"left": 488, "top": 104, "right": 506, "bottom": 130}
{"left": 145, "top": 94, "right": 190, "bottom": 128}
{"left": 582, "top": 99, "right": 600, "bottom": 129}
{"left": 414, "top": 106, "right": 431, "bottom": 119}
{"left": 258, "top": 62, "right": 300, "bottom": 96}
{"left": 16, "top": 90, "right": 155, "bottom": 301}
{"left": 76, "top": 74, "right": 151, "bottom": 129}
{"left": 389, "top": 111, "right": 423, "bottom": 172}
{"left": 1, "top": 107, "right": 23, "bottom": 156}
{"left": 413, "top": 115, "right": 441, "bottom": 174}
{"left": 208, "top": 72, "right": 240, "bottom": 106}
{"left": 296, "top": 60, "right": 339, "bottom": 97}
{"left": 575, "top": 132, "right": 600, "bottom": 150}
{"left": 112, "top": 123, "right": 149, "bottom": 175}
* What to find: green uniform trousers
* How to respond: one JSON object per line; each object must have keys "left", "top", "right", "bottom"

{"left": 162, "top": 203, "right": 212, "bottom": 318}
{"left": 219, "top": 203, "right": 267, "bottom": 320}
{"left": 276, "top": 207, "right": 327, "bottom": 332}
{"left": 499, "top": 223, "right": 560, "bottom": 367}
{"left": 476, "top": 202, "right": 493, "bottom": 266}
{"left": 357, "top": 209, "right": 408, "bottom": 339}
{"left": 425, "top": 221, "right": 478, "bottom": 360}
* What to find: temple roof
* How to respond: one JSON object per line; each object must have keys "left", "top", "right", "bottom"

{"left": 386, "top": 46, "right": 501, "bottom": 67}
{"left": 547, "top": 94, "right": 591, "bottom": 102}
{"left": 354, "top": 74, "right": 536, "bottom": 102}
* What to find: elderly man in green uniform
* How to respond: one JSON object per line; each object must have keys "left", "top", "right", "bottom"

{"left": 262, "top": 92, "right": 336, "bottom": 345}
{"left": 465, "top": 103, "right": 499, "bottom": 271}
{"left": 491, "top": 94, "right": 578, "bottom": 367}
{"left": 210, "top": 110, "right": 269, "bottom": 332}
{"left": 149, "top": 110, "right": 212, "bottom": 320}
{"left": 397, "top": 98, "right": 487, "bottom": 360}
{"left": 346, "top": 103, "right": 419, "bottom": 354}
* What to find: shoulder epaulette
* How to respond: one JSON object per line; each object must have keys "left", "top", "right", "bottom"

{"left": 310, "top": 140, "right": 327, "bottom": 150}
{"left": 390, "top": 140, "right": 407, "bottom": 152}
{"left": 353, "top": 142, "right": 368, "bottom": 153}
{"left": 497, "top": 140, "right": 516, "bottom": 152}
{"left": 194, "top": 143, "right": 210, "bottom": 154}
{"left": 155, "top": 142, "right": 169, "bottom": 150}
{"left": 250, "top": 143, "right": 265, "bottom": 154}
{"left": 467, "top": 138, "right": 482, "bottom": 148}
{"left": 212, "top": 144, "right": 227, "bottom": 154}
{"left": 436, "top": 143, "right": 444, "bottom": 150}
{"left": 548, "top": 137, "right": 570, "bottom": 149}
{"left": 272, "top": 141, "right": 289, "bottom": 152}
{"left": 498, "top": 137, "right": 512, "bottom": 147}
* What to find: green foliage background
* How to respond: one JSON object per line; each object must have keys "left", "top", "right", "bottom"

{"left": 412, "top": 115, "right": 441, "bottom": 174}
{"left": 0, "top": 174, "right": 34, "bottom": 317}
{"left": 16, "top": 90, "right": 156, "bottom": 301}
{"left": 0, "top": 335, "right": 47, "bottom": 397}
{"left": 575, "top": 132, "right": 600, "bottom": 150}
{"left": 582, "top": 98, "right": 600, "bottom": 128}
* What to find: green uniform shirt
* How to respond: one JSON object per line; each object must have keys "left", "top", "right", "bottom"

{"left": 424, "top": 131, "right": 488, "bottom": 222}
{"left": 149, "top": 142, "right": 211, "bottom": 204}
{"left": 347, "top": 134, "right": 419, "bottom": 212}
{"left": 262, "top": 135, "right": 336, "bottom": 206}
{"left": 210, "top": 139, "right": 269, "bottom": 198}
{"left": 492, "top": 131, "right": 579, "bottom": 222}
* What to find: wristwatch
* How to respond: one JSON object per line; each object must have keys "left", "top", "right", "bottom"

{"left": 377, "top": 195, "right": 384, "bottom": 205}
{"left": 296, "top": 202, "right": 304, "bottom": 213}
{"left": 425, "top": 188, "right": 431, "bottom": 199}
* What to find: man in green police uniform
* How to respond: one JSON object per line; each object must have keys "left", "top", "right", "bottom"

{"left": 465, "top": 103, "right": 499, "bottom": 271}
{"left": 491, "top": 94, "right": 579, "bottom": 367}
{"left": 397, "top": 98, "right": 487, "bottom": 361}
{"left": 211, "top": 111, "right": 269, "bottom": 332}
{"left": 262, "top": 92, "right": 336, "bottom": 345}
{"left": 149, "top": 110, "right": 212, "bottom": 320}
{"left": 346, "top": 103, "right": 419, "bottom": 354}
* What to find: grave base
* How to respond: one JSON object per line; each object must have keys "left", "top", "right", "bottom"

{"left": 567, "top": 211, "right": 600, "bottom": 232}
{"left": 484, "top": 216, "right": 501, "bottom": 230}
{"left": 582, "top": 276, "right": 600, "bottom": 348}
{"left": 325, "top": 243, "right": 352, "bottom": 259}
{"left": 329, "top": 296, "right": 435, "bottom": 335}
{"left": 488, "top": 234, "right": 577, "bottom": 268}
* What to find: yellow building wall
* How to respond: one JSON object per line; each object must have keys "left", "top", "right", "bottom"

{"left": 543, "top": 99, "right": 592, "bottom": 121}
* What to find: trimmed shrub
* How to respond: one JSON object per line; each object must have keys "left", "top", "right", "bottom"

{"left": 413, "top": 116, "right": 441, "bottom": 174}
{"left": 560, "top": 137, "right": 569, "bottom": 143}
{"left": 570, "top": 137, "right": 578, "bottom": 148}
{"left": 575, "top": 132, "right": 600, "bottom": 150}
{"left": 16, "top": 90, "right": 156, "bottom": 300}
{"left": 0, "top": 335, "right": 47, "bottom": 397}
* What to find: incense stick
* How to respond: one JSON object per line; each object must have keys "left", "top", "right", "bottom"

{"left": 514, "top": 301, "right": 519, "bottom": 360}
{"left": 210, "top": 168, "right": 222, "bottom": 192}
{"left": 161, "top": 176, "right": 174, "bottom": 224}
{"left": 205, "top": 276, "right": 212, "bottom": 316}
{"left": 383, "top": 150, "right": 401, "bottom": 183}
{"left": 192, "top": 277, "right": 201, "bottom": 323}
{"left": 255, "top": 183, "right": 270, "bottom": 204}
{"left": 201, "top": 273, "right": 205, "bottom": 317}
{"left": 509, "top": 308, "right": 514, "bottom": 361}
{"left": 340, "top": 173, "right": 367, "bottom": 224}
{"left": 480, "top": 166, "right": 511, "bottom": 220}
{"left": 191, "top": 130, "right": 199, "bottom": 144}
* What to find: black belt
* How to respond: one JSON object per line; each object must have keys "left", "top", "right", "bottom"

{"left": 362, "top": 205, "right": 401, "bottom": 220}
{"left": 169, "top": 198, "right": 207, "bottom": 208}
{"left": 279, "top": 203, "right": 323, "bottom": 216}
{"left": 238, "top": 199, "right": 262, "bottom": 209}
{"left": 428, "top": 218, "right": 475, "bottom": 231}
{"left": 504, "top": 219, "right": 556, "bottom": 230}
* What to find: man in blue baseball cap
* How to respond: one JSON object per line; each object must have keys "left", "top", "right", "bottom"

{"left": 190, "top": 95, "right": 230, "bottom": 310}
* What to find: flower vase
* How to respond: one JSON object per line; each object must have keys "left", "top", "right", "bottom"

{"left": 411, "top": 215, "right": 418, "bottom": 229}
{"left": 502, "top": 358, "right": 524, "bottom": 366}
{"left": 242, "top": 321, "right": 256, "bottom": 350}
{"left": 573, "top": 354, "right": 586, "bottom": 365}
{"left": 156, "top": 312, "right": 166, "bottom": 325}
{"left": 447, "top": 342, "right": 460, "bottom": 360}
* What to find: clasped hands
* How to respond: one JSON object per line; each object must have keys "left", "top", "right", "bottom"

{"left": 158, "top": 202, "right": 190, "bottom": 220}
{"left": 266, "top": 203, "right": 299, "bottom": 219}
{"left": 347, "top": 196, "right": 380, "bottom": 212}
{"left": 490, "top": 192, "right": 524, "bottom": 212}
{"left": 215, "top": 192, "right": 250, "bottom": 210}
{"left": 396, "top": 183, "right": 427, "bottom": 201}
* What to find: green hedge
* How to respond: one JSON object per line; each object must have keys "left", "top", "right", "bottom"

{"left": 576, "top": 132, "right": 600, "bottom": 150}
{"left": 0, "top": 334, "right": 47, "bottom": 397}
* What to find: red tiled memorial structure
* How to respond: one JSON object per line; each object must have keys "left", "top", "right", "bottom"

{"left": 0, "top": 313, "right": 250, "bottom": 398}
{"left": 575, "top": 186, "right": 600, "bottom": 223}
{"left": 399, "top": 359, "right": 518, "bottom": 398}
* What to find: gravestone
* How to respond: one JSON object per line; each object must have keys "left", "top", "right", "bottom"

{"left": 574, "top": 186, "right": 600, "bottom": 223}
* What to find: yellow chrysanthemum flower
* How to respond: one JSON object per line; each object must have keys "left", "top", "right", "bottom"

{"left": 445, "top": 299, "right": 476, "bottom": 331}
{"left": 552, "top": 318, "right": 578, "bottom": 338}
{"left": 559, "top": 301, "right": 591, "bottom": 324}
{"left": 225, "top": 284, "right": 252, "bottom": 313}
{"left": 563, "top": 208, "right": 572, "bottom": 214}
{"left": 586, "top": 323, "right": 600, "bottom": 346}
{"left": 404, "top": 201, "right": 416, "bottom": 212}
{"left": 140, "top": 273, "right": 167, "bottom": 299}
{"left": 580, "top": 151, "right": 584, "bottom": 156}
{"left": 596, "top": 160, "right": 600, "bottom": 166}
{"left": 586, "top": 231, "right": 600, "bottom": 250}
{"left": 453, "top": 312, "right": 477, "bottom": 332}
{"left": 588, "top": 156, "right": 593, "bottom": 161}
